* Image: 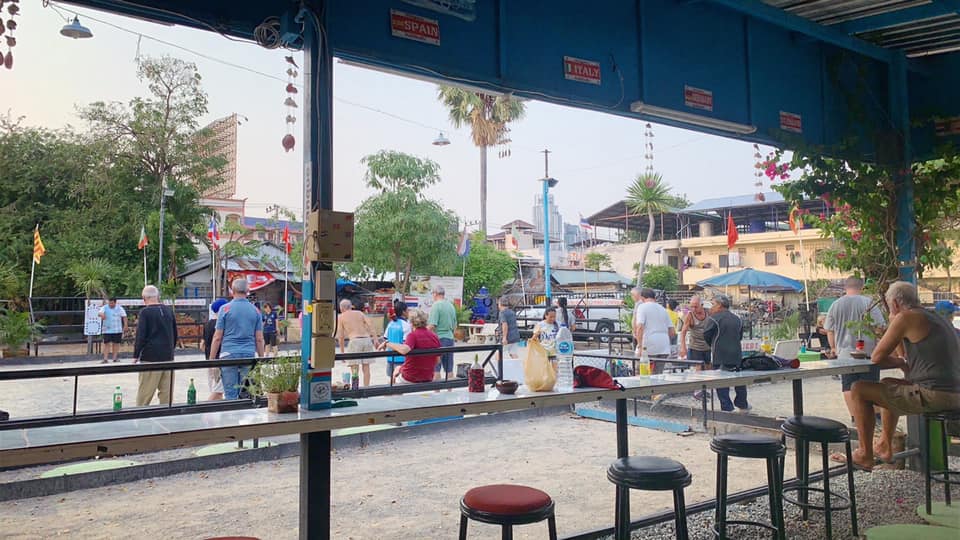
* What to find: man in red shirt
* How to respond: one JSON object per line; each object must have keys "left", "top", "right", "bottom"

{"left": 378, "top": 310, "right": 440, "bottom": 383}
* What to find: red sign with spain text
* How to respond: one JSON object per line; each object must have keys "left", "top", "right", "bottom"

{"left": 779, "top": 111, "right": 803, "bottom": 133}
{"left": 563, "top": 56, "right": 601, "bottom": 85}
{"left": 684, "top": 85, "right": 714, "bottom": 112}
{"left": 390, "top": 10, "right": 440, "bottom": 46}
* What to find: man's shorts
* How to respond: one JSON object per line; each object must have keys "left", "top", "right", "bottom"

{"left": 346, "top": 337, "right": 375, "bottom": 364}
{"left": 688, "top": 348, "right": 711, "bottom": 366}
{"left": 435, "top": 337, "right": 455, "bottom": 373}
{"left": 103, "top": 333, "right": 122, "bottom": 344}
{"left": 880, "top": 382, "right": 960, "bottom": 415}
{"left": 263, "top": 333, "right": 277, "bottom": 346}
{"left": 841, "top": 365, "right": 880, "bottom": 392}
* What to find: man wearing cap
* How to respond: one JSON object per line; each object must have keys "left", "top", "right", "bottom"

{"left": 703, "top": 294, "right": 750, "bottom": 412}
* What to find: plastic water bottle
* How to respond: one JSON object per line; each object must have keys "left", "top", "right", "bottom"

{"left": 556, "top": 325, "right": 574, "bottom": 391}
{"left": 639, "top": 347, "right": 651, "bottom": 376}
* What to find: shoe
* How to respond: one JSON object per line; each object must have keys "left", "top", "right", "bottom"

{"left": 650, "top": 394, "right": 668, "bottom": 410}
{"left": 693, "top": 390, "right": 713, "bottom": 401}
{"left": 720, "top": 407, "right": 735, "bottom": 413}
{"left": 735, "top": 405, "right": 753, "bottom": 414}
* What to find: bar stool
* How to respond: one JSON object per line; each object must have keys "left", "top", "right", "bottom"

{"left": 780, "top": 415, "right": 858, "bottom": 539}
{"left": 711, "top": 433, "right": 786, "bottom": 540}
{"left": 459, "top": 484, "right": 557, "bottom": 540}
{"left": 924, "top": 409, "right": 960, "bottom": 515}
{"left": 607, "top": 456, "right": 692, "bottom": 540}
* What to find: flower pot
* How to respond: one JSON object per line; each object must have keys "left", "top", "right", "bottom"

{"left": 454, "top": 328, "right": 467, "bottom": 342}
{"left": 266, "top": 390, "right": 300, "bottom": 413}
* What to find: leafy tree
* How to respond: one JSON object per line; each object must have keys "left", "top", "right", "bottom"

{"left": 640, "top": 264, "right": 679, "bottom": 292}
{"left": 352, "top": 151, "right": 458, "bottom": 293}
{"left": 217, "top": 219, "right": 262, "bottom": 296}
{"left": 584, "top": 252, "right": 612, "bottom": 272}
{"left": 437, "top": 86, "right": 526, "bottom": 237}
{"left": 66, "top": 258, "right": 123, "bottom": 300}
{"left": 462, "top": 233, "right": 516, "bottom": 300}
{"left": 625, "top": 172, "right": 677, "bottom": 285}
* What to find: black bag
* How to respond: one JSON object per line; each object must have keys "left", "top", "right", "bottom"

{"left": 739, "top": 354, "right": 781, "bottom": 371}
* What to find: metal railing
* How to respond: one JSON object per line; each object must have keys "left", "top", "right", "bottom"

{"left": 0, "top": 344, "right": 503, "bottom": 430}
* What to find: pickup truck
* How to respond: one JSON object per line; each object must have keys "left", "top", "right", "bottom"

{"left": 515, "top": 303, "right": 627, "bottom": 343}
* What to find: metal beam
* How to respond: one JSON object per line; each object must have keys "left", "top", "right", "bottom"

{"left": 833, "top": 1, "right": 960, "bottom": 35}
{"left": 705, "top": 0, "right": 897, "bottom": 63}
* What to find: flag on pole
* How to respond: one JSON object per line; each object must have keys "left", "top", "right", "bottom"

{"left": 726, "top": 213, "right": 739, "bottom": 249}
{"left": 33, "top": 225, "right": 46, "bottom": 264}
{"left": 788, "top": 206, "right": 801, "bottom": 235}
{"left": 456, "top": 228, "right": 471, "bottom": 257}
{"left": 282, "top": 224, "right": 292, "bottom": 254}
{"left": 137, "top": 225, "right": 149, "bottom": 250}
{"left": 579, "top": 214, "right": 593, "bottom": 232}
{"left": 207, "top": 216, "right": 220, "bottom": 249}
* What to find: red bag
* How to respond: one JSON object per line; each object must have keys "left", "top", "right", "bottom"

{"left": 573, "top": 366, "right": 625, "bottom": 390}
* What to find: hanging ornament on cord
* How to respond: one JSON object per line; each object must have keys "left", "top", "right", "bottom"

{"left": 281, "top": 56, "right": 299, "bottom": 152}
{"left": 1, "top": 0, "right": 21, "bottom": 70}
{"left": 643, "top": 123, "right": 655, "bottom": 173}
{"left": 752, "top": 143, "right": 765, "bottom": 201}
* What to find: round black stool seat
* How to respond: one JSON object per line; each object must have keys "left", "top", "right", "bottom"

{"left": 710, "top": 433, "right": 785, "bottom": 459}
{"left": 782, "top": 415, "right": 850, "bottom": 443}
{"left": 607, "top": 456, "right": 692, "bottom": 491}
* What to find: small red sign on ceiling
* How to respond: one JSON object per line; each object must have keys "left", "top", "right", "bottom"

{"left": 684, "top": 85, "right": 713, "bottom": 112}
{"left": 390, "top": 9, "right": 440, "bottom": 46}
{"left": 934, "top": 117, "right": 960, "bottom": 137}
{"left": 563, "top": 56, "right": 601, "bottom": 85}
{"left": 779, "top": 111, "right": 802, "bottom": 133}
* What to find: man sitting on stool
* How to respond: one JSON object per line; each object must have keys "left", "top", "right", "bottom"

{"left": 849, "top": 281, "right": 960, "bottom": 470}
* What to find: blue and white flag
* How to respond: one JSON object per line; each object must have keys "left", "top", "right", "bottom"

{"left": 456, "top": 229, "right": 471, "bottom": 257}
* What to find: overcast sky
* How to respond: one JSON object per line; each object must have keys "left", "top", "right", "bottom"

{"left": 8, "top": 2, "right": 772, "bottom": 234}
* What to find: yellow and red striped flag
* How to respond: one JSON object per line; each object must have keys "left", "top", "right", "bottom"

{"left": 33, "top": 225, "right": 46, "bottom": 264}
{"left": 138, "top": 225, "right": 149, "bottom": 250}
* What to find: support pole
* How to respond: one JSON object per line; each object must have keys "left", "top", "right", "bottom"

{"left": 542, "top": 177, "right": 552, "bottom": 308}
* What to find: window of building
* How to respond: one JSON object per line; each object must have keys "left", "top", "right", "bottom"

{"left": 667, "top": 255, "right": 679, "bottom": 269}
{"left": 764, "top": 251, "right": 778, "bottom": 266}
{"left": 718, "top": 254, "right": 729, "bottom": 269}
{"left": 785, "top": 244, "right": 795, "bottom": 251}
{"left": 693, "top": 250, "right": 702, "bottom": 256}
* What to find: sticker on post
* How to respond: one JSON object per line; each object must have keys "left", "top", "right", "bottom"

{"left": 308, "top": 371, "right": 332, "bottom": 410}
{"left": 684, "top": 85, "right": 713, "bottom": 112}
{"left": 390, "top": 10, "right": 440, "bottom": 46}
{"left": 779, "top": 111, "right": 802, "bottom": 133}
{"left": 563, "top": 56, "right": 601, "bottom": 85}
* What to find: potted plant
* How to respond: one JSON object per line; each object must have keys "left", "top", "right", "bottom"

{"left": 454, "top": 304, "right": 473, "bottom": 342}
{"left": 844, "top": 311, "right": 880, "bottom": 357}
{"left": 0, "top": 309, "right": 43, "bottom": 358}
{"left": 248, "top": 355, "right": 301, "bottom": 413}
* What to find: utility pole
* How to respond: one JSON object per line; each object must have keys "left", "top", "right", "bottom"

{"left": 539, "top": 149, "right": 558, "bottom": 308}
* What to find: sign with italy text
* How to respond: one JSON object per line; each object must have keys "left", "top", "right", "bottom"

{"left": 684, "top": 85, "right": 713, "bottom": 112}
{"left": 390, "top": 9, "right": 440, "bottom": 46}
{"left": 563, "top": 56, "right": 601, "bottom": 85}
{"left": 779, "top": 111, "right": 802, "bottom": 133}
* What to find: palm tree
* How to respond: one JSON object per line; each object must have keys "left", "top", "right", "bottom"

{"left": 625, "top": 172, "right": 676, "bottom": 286}
{"left": 437, "top": 86, "right": 526, "bottom": 237}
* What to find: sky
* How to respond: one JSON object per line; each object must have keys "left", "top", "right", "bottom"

{"left": 7, "top": 2, "right": 773, "bottom": 235}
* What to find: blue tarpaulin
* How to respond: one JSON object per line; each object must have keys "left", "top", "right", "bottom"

{"left": 697, "top": 268, "right": 804, "bottom": 292}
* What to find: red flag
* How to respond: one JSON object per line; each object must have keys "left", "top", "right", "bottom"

{"left": 282, "top": 224, "right": 291, "bottom": 254}
{"left": 726, "top": 213, "right": 739, "bottom": 249}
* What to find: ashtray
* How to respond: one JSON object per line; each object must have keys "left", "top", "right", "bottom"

{"left": 495, "top": 380, "right": 519, "bottom": 394}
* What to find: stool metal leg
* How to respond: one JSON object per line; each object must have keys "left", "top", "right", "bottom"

{"left": 941, "top": 418, "right": 952, "bottom": 507}
{"left": 845, "top": 440, "right": 859, "bottom": 537}
{"left": 765, "top": 455, "right": 785, "bottom": 540}
{"left": 547, "top": 513, "right": 558, "bottom": 540}
{"left": 925, "top": 417, "right": 933, "bottom": 515}
{"left": 501, "top": 524, "right": 513, "bottom": 540}
{"left": 716, "top": 453, "right": 729, "bottom": 540}
{"left": 821, "top": 442, "right": 833, "bottom": 540}
{"left": 800, "top": 439, "right": 810, "bottom": 521}
{"left": 673, "top": 487, "right": 689, "bottom": 540}
{"left": 458, "top": 514, "right": 468, "bottom": 540}
{"left": 615, "top": 486, "right": 630, "bottom": 540}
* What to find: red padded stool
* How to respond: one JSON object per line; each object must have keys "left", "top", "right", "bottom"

{"left": 459, "top": 484, "right": 558, "bottom": 540}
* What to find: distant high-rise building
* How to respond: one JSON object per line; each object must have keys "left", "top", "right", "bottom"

{"left": 532, "top": 193, "right": 563, "bottom": 242}
{"left": 196, "top": 113, "right": 238, "bottom": 198}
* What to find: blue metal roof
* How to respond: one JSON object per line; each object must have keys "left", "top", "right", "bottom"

{"left": 241, "top": 216, "right": 303, "bottom": 231}
{"left": 681, "top": 192, "right": 785, "bottom": 213}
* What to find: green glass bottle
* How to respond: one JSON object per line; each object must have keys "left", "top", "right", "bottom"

{"left": 112, "top": 386, "right": 122, "bottom": 411}
{"left": 187, "top": 378, "right": 197, "bottom": 405}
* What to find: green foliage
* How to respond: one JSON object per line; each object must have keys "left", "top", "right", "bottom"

{"left": 0, "top": 310, "right": 43, "bottom": 350}
{"left": 247, "top": 355, "right": 301, "bottom": 394}
{"left": 361, "top": 150, "right": 441, "bottom": 194}
{"left": 640, "top": 265, "right": 679, "bottom": 292}
{"left": 584, "top": 252, "right": 612, "bottom": 272}
{"left": 771, "top": 312, "right": 799, "bottom": 342}
{"left": 620, "top": 293, "right": 636, "bottom": 329}
{"left": 843, "top": 309, "right": 881, "bottom": 340}
{"left": 455, "top": 303, "right": 473, "bottom": 325}
{"left": 462, "top": 233, "right": 516, "bottom": 300}
{"left": 66, "top": 258, "right": 123, "bottom": 299}
{"left": 625, "top": 172, "right": 677, "bottom": 285}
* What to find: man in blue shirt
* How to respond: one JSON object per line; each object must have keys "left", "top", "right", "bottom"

{"left": 208, "top": 278, "right": 265, "bottom": 400}
{"left": 98, "top": 297, "right": 127, "bottom": 363}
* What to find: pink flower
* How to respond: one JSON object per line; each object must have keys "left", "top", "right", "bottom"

{"left": 852, "top": 231, "right": 862, "bottom": 242}
{"left": 644, "top": 179, "right": 655, "bottom": 188}
{"left": 837, "top": 252, "right": 846, "bottom": 259}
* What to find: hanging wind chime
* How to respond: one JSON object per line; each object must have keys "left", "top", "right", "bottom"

{"left": 643, "top": 123, "right": 655, "bottom": 172}
{"left": 0, "top": 0, "right": 20, "bottom": 70}
{"left": 282, "top": 55, "right": 298, "bottom": 152}
{"left": 752, "top": 143, "right": 766, "bottom": 202}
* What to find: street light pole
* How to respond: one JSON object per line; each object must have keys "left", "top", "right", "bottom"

{"left": 157, "top": 182, "right": 175, "bottom": 285}
{"left": 539, "top": 149, "right": 557, "bottom": 308}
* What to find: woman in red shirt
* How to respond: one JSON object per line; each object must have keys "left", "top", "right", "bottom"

{"left": 378, "top": 310, "right": 441, "bottom": 383}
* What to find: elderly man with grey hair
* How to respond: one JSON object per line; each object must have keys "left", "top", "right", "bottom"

{"left": 427, "top": 285, "right": 458, "bottom": 380}
{"left": 336, "top": 298, "right": 377, "bottom": 387}
{"left": 208, "top": 278, "right": 264, "bottom": 400}
{"left": 703, "top": 294, "right": 749, "bottom": 412}
{"left": 133, "top": 285, "right": 178, "bottom": 406}
{"left": 848, "top": 281, "right": 960, "bottom": 470}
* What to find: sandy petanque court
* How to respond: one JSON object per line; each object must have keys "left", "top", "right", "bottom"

{"left": 0, "top": 404, "right": 942, "bottom": 540}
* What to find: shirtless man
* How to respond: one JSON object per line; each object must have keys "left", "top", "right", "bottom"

{"left": 336, "top": 299, "right": 378, "bottom": 387}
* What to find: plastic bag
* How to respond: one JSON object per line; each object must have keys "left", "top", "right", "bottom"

{"left": 523, "top": 338, "right": 557, "bottom": 391}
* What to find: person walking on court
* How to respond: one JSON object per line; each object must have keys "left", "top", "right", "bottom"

{"left": 99, "top": 297, "right": 127, "bottom": 363}
{"left": 203, "top": 298, "right": 228, "bottom": 401}
{"left": 133, "top": 285, "right": 178, "bottom": 406}
{"left": 208, "top": 278, "right": 265, "bottom": 400}
{"left": 261, "top": 302, "right": 280, "bottom": 356}
{"left": 427, "top": 286, "right": 458, "bottom": 381}
{"left": 336, "top": 299, "right": 378, "bottom": 387}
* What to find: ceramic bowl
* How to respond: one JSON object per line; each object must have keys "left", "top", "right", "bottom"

{"left": 495, "top": 380, "right": 519, "bottom": 394}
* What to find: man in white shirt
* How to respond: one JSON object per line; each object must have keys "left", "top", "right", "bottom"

{"left": 633, "top": 287, "right": 676, "bottom": 373}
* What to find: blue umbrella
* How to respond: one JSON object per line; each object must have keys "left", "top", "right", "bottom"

{"left": 696, "top": 268, "right": 804, "bottom": 292}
